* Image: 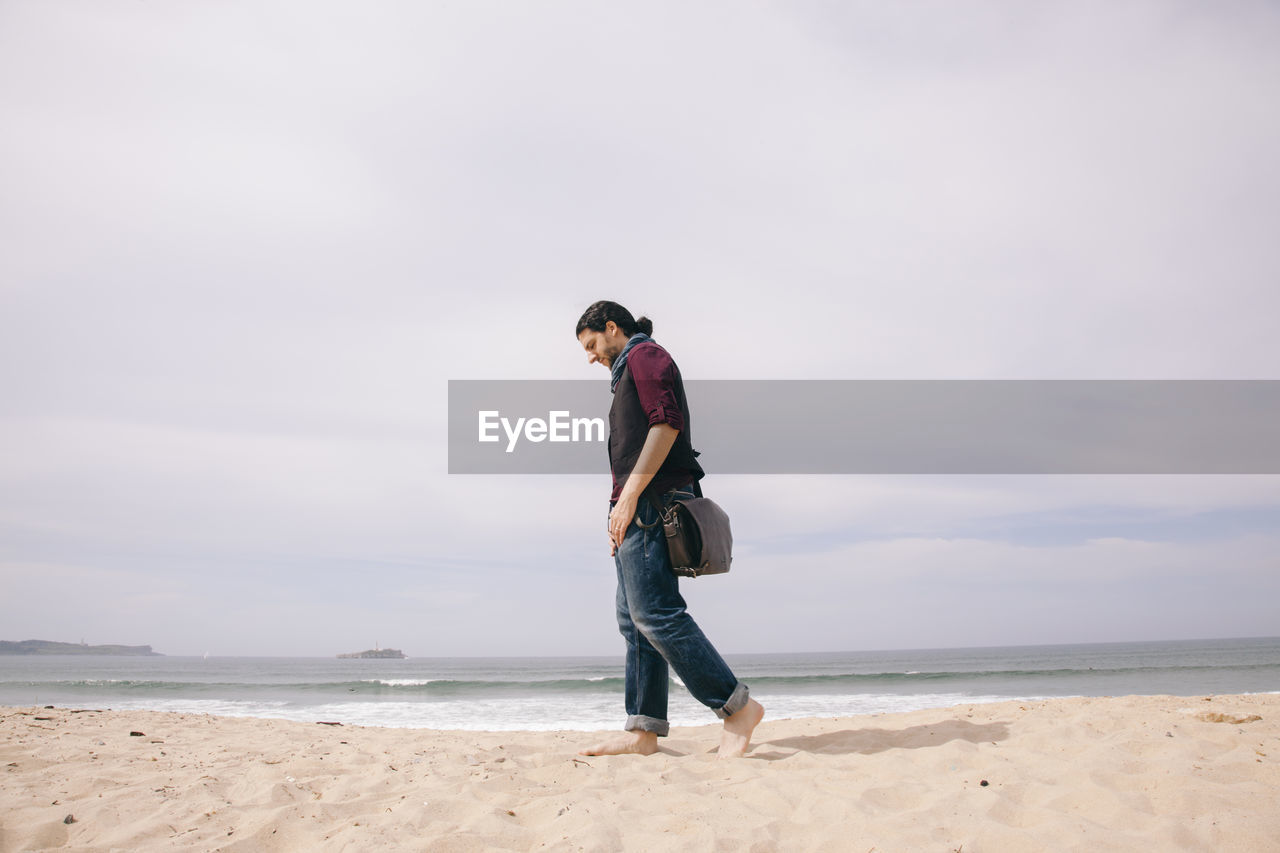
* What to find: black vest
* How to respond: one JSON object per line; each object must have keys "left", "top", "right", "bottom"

{"left": 608, "top": 355, "right": 704, "bottom": 494}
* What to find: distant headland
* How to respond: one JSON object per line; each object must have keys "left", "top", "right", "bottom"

{"left": 0, "top": 639, "right": 163, "bottom": 656}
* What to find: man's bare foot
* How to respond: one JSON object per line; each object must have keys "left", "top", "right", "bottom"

{"left": 718, "top": 698, "right": 765, "bottom": 759}
{"left": 578, "top": 730, "right": 659, "bottom": 756}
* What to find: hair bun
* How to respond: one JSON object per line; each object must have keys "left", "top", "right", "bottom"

{"left": 636, "top": 316, "right": 654, "bottom": 335}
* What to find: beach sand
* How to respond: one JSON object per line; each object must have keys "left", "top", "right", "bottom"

{"left": 2, "top": 694, "right": 1277, "bottom": 852}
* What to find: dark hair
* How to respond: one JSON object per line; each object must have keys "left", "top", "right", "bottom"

{"left": 575, "top": 300, "right": 653, "bottom": 338}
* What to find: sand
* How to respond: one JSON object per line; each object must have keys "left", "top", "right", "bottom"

{"left": 2, "top": 694, "right": 1278, "bottom": 852}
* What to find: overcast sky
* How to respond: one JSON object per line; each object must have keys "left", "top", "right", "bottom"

{"left": 2, "top": 1, "right": 1278, "bottom": 657}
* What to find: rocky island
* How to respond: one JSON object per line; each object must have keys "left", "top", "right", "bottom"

{"left": 337, "top": 648, "right": 407, "bottom": 659}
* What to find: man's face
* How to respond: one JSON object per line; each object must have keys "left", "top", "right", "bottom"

{"left": 578, "top": 321, "right": 627, "bottom": 369}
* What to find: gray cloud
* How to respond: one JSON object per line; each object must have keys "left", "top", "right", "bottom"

{"left": 2, "top": 1, "right": 1278, "bottom": 655}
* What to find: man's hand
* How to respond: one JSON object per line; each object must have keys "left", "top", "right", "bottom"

{"left": 608, "top": 493, "right": 638, "bottom": 554}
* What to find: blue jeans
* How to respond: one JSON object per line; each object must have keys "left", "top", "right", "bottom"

{"left": 612, "top": 484, "right": 749, "bottom": 736}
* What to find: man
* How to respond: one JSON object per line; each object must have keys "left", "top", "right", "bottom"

{"left": 574, "top": 300, "right": 764, "bottom": 758}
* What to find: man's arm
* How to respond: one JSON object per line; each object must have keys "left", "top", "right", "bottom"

{"left": 608, "top": 423, "right": 678, "bottom": 552}
{"left": 607, "top": 343, "right": 685, "bottom": 553}
{"left": 621, "top": 423, "right": 679, "bottom": 502}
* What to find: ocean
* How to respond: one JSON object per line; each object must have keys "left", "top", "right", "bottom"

{"left": 2, "top": 637, "right": 1278, "bottom": 732}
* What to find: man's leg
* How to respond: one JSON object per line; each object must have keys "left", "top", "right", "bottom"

{"left": 579, "top": 527, "right": 670, "bottom": 756}
{"left": 621, "top": 491, "right": 764, "bottom": 757}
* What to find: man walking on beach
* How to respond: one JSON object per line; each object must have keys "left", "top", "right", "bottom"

{"left": 574, "top": 300, "right": 765, "bottom": 758}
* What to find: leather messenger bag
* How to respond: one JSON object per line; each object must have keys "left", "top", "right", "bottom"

{"left": 643, "top": 482, "right": 733, "bottom": 578}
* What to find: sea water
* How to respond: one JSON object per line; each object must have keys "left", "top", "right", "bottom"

{"left": 2, "top": 637, "right": 1278, "bottom": 731}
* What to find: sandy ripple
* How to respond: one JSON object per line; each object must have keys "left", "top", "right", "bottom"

{"left": 2, "top": 694, "right": 1278, "bottom": 851}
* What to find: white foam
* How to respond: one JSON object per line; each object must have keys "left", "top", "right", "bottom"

{"left": 366, "top": 679, "right": 437, "bottom": 687}
{"left": 47, "top": 692, "right": 1053, "bottom": 732}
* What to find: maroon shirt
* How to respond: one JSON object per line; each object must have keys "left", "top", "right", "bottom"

{"left": 610, "top": 341, "right": 700, "bottom": 502}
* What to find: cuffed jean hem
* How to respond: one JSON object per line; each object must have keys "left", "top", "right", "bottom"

{"left": 625, "top": 714, "right": 670, "bottom": 737}
{"left": 712, "top": 682, "right": 750, "bottom": 720}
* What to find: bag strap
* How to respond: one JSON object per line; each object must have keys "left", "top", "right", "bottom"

{"left": 639, "top": 479, "right": 702, "bottom": 528}
{"left": 638, "top": 484, "right": 667, "bottom": 528}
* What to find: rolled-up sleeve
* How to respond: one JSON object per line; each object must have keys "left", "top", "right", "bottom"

{"left": 627, "top": 344, "right": 685, "bottom": 431}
